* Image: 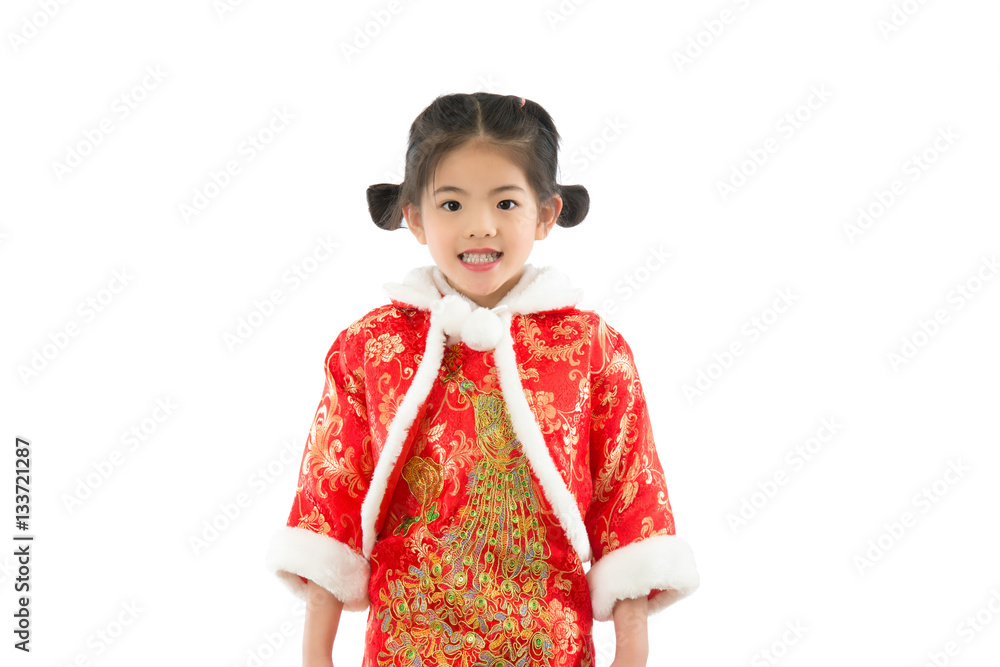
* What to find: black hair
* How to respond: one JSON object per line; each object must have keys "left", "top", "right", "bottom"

{"left": 366, "top": 92, "right": 589, "bottom": 231}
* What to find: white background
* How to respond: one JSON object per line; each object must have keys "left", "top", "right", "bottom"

{"left": 2, "top": 0, "right": 999, "bottom": 665}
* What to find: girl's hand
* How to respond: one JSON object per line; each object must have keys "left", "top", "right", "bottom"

{"left": 611, "top": 595, "right": 649, "bottom": 667}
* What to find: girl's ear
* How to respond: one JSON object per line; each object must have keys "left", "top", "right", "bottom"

{"left": 403, "top": 203, "right": 427, "bottom": 245}
{"left": 535, "top": 193, "right": 562, "bottom": 240}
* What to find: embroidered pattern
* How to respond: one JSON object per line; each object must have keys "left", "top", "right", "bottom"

{"left": 372, "top": 345, "right": 585, "bottom": 666}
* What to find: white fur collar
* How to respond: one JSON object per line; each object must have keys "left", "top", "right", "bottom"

{"left": 382, "top": 263, "right": 583, "bottom": 314}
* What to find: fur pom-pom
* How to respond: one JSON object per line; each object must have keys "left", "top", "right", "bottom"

{"left": 462, "top": 307, "right": 504, "bottom": 351}
{"left": 436, "top": 295, "right": 472, "bottom": 338}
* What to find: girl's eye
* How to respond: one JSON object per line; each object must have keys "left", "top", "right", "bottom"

{"left": 440, "top": 200, "right": 518, "bottom": 212}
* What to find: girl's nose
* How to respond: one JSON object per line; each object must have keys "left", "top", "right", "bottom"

{"left": 464, "top": 211, "right": 497, "bottom": 236}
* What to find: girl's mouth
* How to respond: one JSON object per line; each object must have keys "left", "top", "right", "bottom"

{"left": 458, "top": 251, "right": 502, "bottom": 270}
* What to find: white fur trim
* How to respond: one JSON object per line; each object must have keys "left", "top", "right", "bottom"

{"left": 492, "top": 309, "right": 594, "bottom": 564}
{"left": 381, "top": 265, "right": 442, "bottom": 310}
{"left": 496, "top": 264, "right": 583, "bottom": 314}
{"left": 382, "top": 263, "right": 583, "bottom": 315}
{"left": 359, "top": 312, "right": 447, "bottom": 558}
{"left": 586, "top": 534, "right": 700, "bottom": 622}
{"left": 264, "top": 526, "right": 371, "bottom": 611}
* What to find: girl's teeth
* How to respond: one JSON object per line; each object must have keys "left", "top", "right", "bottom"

{"left": 461, "top": 252, "right": 501, "bottom": 263}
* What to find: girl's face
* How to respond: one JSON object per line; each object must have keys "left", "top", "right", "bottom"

{"left": 403, "top": 141, "right": 562, "bottom": 309}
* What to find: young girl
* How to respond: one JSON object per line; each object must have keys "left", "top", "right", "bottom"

{"left": 265, "top": 92, "right": 699, "bottom": 667}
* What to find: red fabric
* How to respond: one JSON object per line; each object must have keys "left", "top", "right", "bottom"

{"left": 281, "top": 302, "right": 679, "bottom": 665}
{"left": 584, "top": 317, "right": 677, "bottom": 560}
{"left": 284, "top": 325, "right": 374, "bottom": 558}
{"left": 365, "top": 341, "right": 595, "bottom": 664}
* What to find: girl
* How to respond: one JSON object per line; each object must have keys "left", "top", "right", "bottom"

{"left": 265, "top": 92, "right": 700, "bottom": 667}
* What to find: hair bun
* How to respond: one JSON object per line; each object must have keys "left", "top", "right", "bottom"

{"left": 367, "top": 183, "right": 402, "bottom": 230}
{"left": 556, "top": 184, "right": 589, "bottom": 228}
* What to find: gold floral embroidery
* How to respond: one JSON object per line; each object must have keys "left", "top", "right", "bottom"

{"left": 296, "top": 505, "right": 330, "bottom": 535}
{"left": 395, "top": 457, "right": 444, "bottom": 534}
{"left": 618, "top": 455, "right": 642, "bottom": 511}
{"left": 307, "top": 439, "right": 368, "bottom": 500}
{"left": 343, "top": 366, "right": 368, "bottom": 422}
{"left": 517, "top": 314, "right": 590, "bottom": 366}
{"left": 376, "top": 381, "right": 404, "bottom": 428}
{"left": 523, "top": 388, "right": 560, "bottom": 435}
{"left": 598, "top": 529, "right": 620, "bottom": 554}
{"left": 367, "top": 332, "right": 405, "bottom": 366}
{"left": 425, "top": 422, "right": 446, "bottom": 443}
{"left": 305, "top": 380, "right": 372, "bottom": 501}
{"left": 346, "top": 305, "right": 401, "bottom": 338}
{"left": 639, "top": 516, "right": 673, "bottom": 540}
{"left": 432, "top": 430, "right": 480, "bottom": 501}
{"left": 549, "top": 599, "right": 583, "bottom": 657}
{"left": 591, "top": 349, "right": 640, "bottom": 506}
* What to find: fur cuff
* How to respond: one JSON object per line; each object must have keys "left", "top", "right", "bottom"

{"left": 586, "top": 534, "right": 700, "bottom": 622}
{"left": 264, "top": 526, "right": 371, "bottom": 611}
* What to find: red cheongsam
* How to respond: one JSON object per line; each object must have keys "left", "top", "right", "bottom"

{"left": 265, "top": 263, "right": 700, "bottom": 667}
{"left": 365, "top": 341, "right": 595, "bottom": 666}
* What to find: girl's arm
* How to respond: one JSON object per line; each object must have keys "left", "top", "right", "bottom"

{"left": 612, "top": 595, "right": 649, "bottom": 665}
{"left": 303, "top": 579, "right": 344, "bottom": 667}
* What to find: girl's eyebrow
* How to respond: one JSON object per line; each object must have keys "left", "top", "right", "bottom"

{"left": 433, "top": 185, "right": 526, "bottom": 196}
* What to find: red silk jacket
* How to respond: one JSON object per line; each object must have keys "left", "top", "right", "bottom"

{"left": 265, "top": 263, "right": 699, "bottom": 663}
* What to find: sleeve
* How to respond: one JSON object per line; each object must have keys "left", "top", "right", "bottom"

{"left": 263, "top": 327, "right": 375, "bottom": 611}
{"left": 584, "top": 318, "right": 700, "bottom": 622}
